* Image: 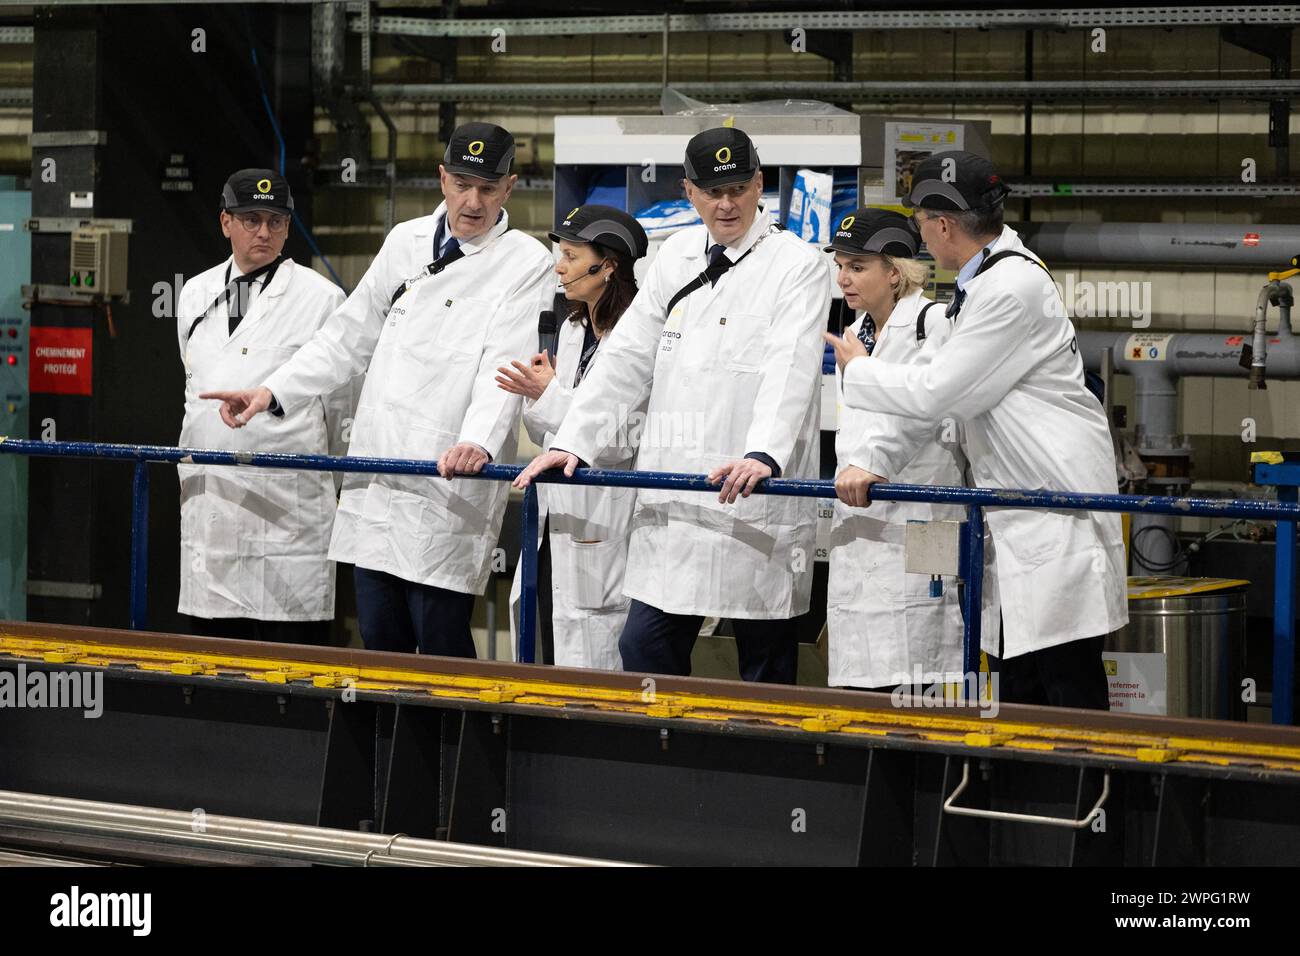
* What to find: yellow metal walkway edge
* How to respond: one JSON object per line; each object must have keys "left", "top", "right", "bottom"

{"left": 4, "top": 631, "right": 1300, "bottom": 776}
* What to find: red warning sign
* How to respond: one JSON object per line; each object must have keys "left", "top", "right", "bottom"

{"left": 1244, "top": 232, "right": 1260, "bottom": 247}
{"left": 29, "top": 326, "right": 93, "bottom": 395}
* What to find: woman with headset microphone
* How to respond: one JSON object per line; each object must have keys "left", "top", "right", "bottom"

{"left": 497, "top": 205, "right": 649, "bottom": 669}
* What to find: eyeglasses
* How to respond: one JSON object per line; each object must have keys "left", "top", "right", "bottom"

{"left": 231, "top": 212, "right": 290, "bottom": 235}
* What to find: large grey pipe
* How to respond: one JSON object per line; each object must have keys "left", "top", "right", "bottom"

{"left": 0, "top": 790, "right": 633, "bottom": 867}
{"left": 1014, "top": 222, "right": 1300, "bottom": 268}
{"left": 1078, "top": 306, "right": 1299, "bottom": 571}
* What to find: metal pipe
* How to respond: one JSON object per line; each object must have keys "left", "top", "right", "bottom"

{"left": 3, "top": 439, "right": 1300, "bottom": 522}
{"left": 1015, "top": 221, "right": 1300, "bottom": 267}
{"left": 355, "top": 9, "right": 1300, "bottom": 38}
{"left": 368, "top": 78, "right": 1300, "bottom": 106}
{"left": 1079, "top": 318, "right": 1300, "bottom": 572}
{"left": 1078, "top": 329, "right": 1300, "bottom": 382}
{"left": 0, "top": 791, "right": 632, "bottom": 867}
{"left": 961, "top": 505, "right": 985, "bottom": 687}
{"left": 129, "top": 461, "right": 149, "bottom": 630}
{"left": 1251, "top": 282, "right": 1272, "bottom": 387}
{"left": 365, "top": 93, "right": 397, "bottom": 237}
{"left": 1274, "top": 485, "right": 1298, "bottom": 725}
{"left": 519, "top": 484, "right": 538, "bottom": 664}
{"left": 1100, "top": 346, "right": 1114, "bottom": 425}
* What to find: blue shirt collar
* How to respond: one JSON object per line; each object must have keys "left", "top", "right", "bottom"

{"left": 434, "top": 208, "right": 504, "bottom": 258}
{"left": 955, "top": 245, "right": 992, "bottom": 292}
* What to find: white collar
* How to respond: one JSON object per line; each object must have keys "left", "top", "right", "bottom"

{"left": 704, "top": 202, "right": 774, "bottom": 262}
{"left": 431, "top": 201, "right": 509, "bottom": 257}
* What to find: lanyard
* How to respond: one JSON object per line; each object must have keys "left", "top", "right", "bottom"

{"left": 572, "top": 321, "right": 599, "bottom": 388}
{"left": 388, "top": 215, "right": 479, "bottom": 309}
{"left": 184, "top": 256, "right": 283, "bottom": 343}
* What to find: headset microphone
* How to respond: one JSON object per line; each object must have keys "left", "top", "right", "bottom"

{"left": 558, "top": 262, "right": 603, "bottom": 288}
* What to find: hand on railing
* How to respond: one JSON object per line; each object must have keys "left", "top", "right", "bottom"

{"left": 438, "top": 442, "right": 490, "bottom": 480}
{"left": 199, "top": 386, "right": 275, "bottom": 428}
{"left": 708, "top": 457, "right": 772, "bottom": 504}
{"left": 835, "top": 465, "right": 885, "bottom": 508}
{"left": 514, "top": 449, "right": 579, "bottom": 489}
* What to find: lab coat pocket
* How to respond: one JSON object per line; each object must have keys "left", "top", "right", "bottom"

{"left": 397, "top": 294, "right": 490, "bottom": 363}
{"left": 244, "top": 343, "right": 297, "bottom": 379}
{"left": 719, "top": 310, "right": 772, "bottom": 371}
{"left": 996, "top": 509, "right": 1065, "bottom": 568}
{"left": 826, "top": 547, "right": 862, "bottom": 607}
{"left": 246, "top": 470, "right": 302, "bottom": 550}
{"left": 563, "top": 537, "right": 628, "bottom": 611}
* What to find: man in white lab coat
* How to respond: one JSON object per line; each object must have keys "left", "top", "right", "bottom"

{"left": 825, "top": 151, "right": 1127, "bottom": 710}
{"left": 516, "top": 126, "right": 831, "bottom": 684}
{"left": 202, "top": 124, "right": 554, "bottom": 657}
{"left": 177, "top": 169, "right": 350, "bottom": 645}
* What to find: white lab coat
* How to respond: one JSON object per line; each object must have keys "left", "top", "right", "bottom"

{"left": 550, "top": 208, "right": 832, "bottom": 619}
{"left": 828, "top": 289, "right": 998, "bottom": 687}
{"left": 176, "top": 257, "right": 351, "bottom": 621}
{"left": 262, "top": 204, "right": 554, "bottom": 595}
{"left": 508, "top": 309, "right": 639, "bottom": 669}
{"left": 841, "top": 226, "right": 1128, "bottom": 659}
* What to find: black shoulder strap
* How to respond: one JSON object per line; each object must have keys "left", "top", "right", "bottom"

{"left": 916, "top": 300, "right": 941, "bottom": 344}
{"left": 664, "top": 245, "right": 756, "bottom": 317}
{"left": 974, "top": 249, "right": 1053, "bottom": 281}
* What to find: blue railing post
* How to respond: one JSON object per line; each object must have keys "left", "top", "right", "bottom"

{"left": 518, "top": 483, "right": 539, "bottom": 664}
{"left": 1274, "top": 485, "right": 1297, "bottom": 725}
{"left": 961, "top": 504, "right": 985, "bottom": 704}
{"left": 129, "top": 460, "right": 150, "bottom": 630}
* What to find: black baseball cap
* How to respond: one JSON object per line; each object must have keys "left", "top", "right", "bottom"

{"left": 902, "top": 150, "right": 1011, "bottom": 212}
{"left": 221, "top": 169, "right": 293, "bottom": 214}
{"left": 683, "top": 127, "right": 760, "bottom": 189}
{"left": 824, "top": 208, "right": 920, "bottom": 257}
{"left": 549, "top": 204, "right": 649, "bottom": 260}
{"left": 442, "top": 122, "right": 515, "bottom": 180}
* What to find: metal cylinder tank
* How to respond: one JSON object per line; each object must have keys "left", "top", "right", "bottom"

{"left": 1104, "top": 577, "right": 1249, "bottom": 720}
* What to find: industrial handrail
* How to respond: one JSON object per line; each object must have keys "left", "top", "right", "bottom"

{"left": 1, "top": 437, "right": 1296, "bottom": 723}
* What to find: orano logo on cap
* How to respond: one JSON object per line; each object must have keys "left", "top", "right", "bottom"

{"left": 468, "top": 140, "right": 485, "bottom": 156}
{"left": 256, "top": 178, "right": 272, "bottom": 193}
{"left": 567, "top": 207, "right": 580, "bottom": 219}
{"left": 840, "top": 215, "right": 855, "bottom": 231}
{"left": 712, "top": 144, "right": 738, "bottom": 174}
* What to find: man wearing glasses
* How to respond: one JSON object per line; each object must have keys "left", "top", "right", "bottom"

{"left": 175, "top": 168, "right": 354, "bottom": 645}
{"left": 202, "top": 126, "right": 553, "bottom": 659}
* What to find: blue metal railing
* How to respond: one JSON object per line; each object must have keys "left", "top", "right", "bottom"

{"left": 2, "top": 437, "right": 1298, "bottom": 723}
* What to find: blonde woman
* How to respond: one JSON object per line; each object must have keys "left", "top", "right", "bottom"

{"left": 825, "top": 208, "right": 995, "bottom": 691}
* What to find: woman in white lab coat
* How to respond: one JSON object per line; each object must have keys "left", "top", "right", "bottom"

{"left": 825, "top": 208, "right": 995, "bottom": 691}
{"left": 498, "top": 205, "right": 648, "bottom": 669}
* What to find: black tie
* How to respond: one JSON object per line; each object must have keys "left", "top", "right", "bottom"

{"left": 433, "top": 236, "right": 463, "bottom": 274}
{"left": 707, "top": 243, "right": 728, "bottom": 282}
{"left": 228, "top": 273, "right": 263, "bottom": 335}
{"left": 946, "top": 286, "right": 968, "bottom": 320}
{"left": 856, "top": 313, "right": 877, "bottom": 355}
